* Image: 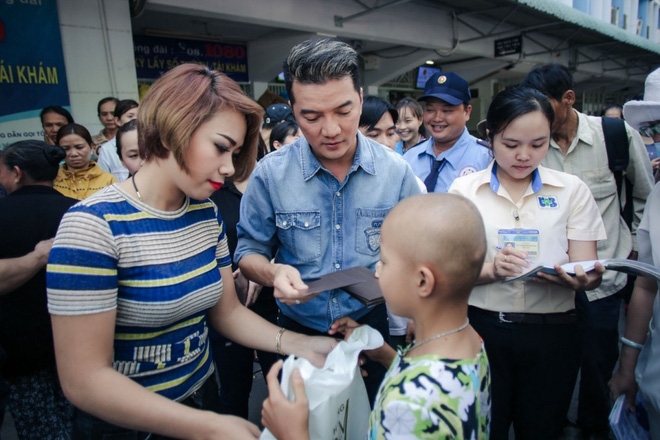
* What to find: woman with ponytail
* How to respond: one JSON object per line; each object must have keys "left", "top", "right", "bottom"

{"left": 0, "top": 140, "right": 78, "bottom": 439}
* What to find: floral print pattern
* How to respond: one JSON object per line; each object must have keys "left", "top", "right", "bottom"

{"left": 368, "top": 344, "right": 490, "bottom": 439}
{"left": 6, "top": 367, "right": 73, "bottom": 440}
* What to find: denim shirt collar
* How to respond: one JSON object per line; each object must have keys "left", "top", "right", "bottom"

{"left": 299, "top": 131, "right": 377, "bottom": 182}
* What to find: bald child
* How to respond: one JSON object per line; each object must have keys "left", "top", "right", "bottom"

{"left": 262, "top": 193, "right": 492, "bottom": 439}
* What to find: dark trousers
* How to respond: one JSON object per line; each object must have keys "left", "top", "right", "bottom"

{"left": 71, "top": 374, "right": 221, "bottom": 440}
{"left": 575, "top": 290, "right": 622, "bottom": 432}
{"left": 277, "top": 303, "right": 390, "bottom": 407}
{"left": 209, "top": 290, "right": 278, "bottom": 419}
{"left": 469, "top": 307, "right": 580, "bottom": 440}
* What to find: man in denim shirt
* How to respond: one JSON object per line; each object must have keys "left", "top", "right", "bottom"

{"left": 235, "top": 38, "right": 420, "bottom": 401}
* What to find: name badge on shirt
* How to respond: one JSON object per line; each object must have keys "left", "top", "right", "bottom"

{"left": 459, "top": 165, "right": 479, "bottom": 176}
{"left": 498, "top": 229, "right": 540, "bottom": 260}
{"left": 537, "top": 195, "right": 559, "bottom": 209}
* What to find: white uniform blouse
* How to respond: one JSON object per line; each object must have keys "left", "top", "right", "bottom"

{"left": 449, "top": 163, "right": 606, "bottom": 314}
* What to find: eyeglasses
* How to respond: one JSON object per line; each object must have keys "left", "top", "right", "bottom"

{"left": 639, "top": 123, "right": 660, "bottom": 138}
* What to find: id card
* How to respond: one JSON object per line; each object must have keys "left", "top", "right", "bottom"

{"left": 498, "top": 229, "right": 540, "bottom": 259}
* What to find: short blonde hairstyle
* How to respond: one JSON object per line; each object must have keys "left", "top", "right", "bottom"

{"left": 138, "top": 63, "right": 263, "bottom": 182}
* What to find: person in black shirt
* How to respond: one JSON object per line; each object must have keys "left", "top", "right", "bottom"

{"left": 209, "top": 149, "right": 278, "bottom": 420}
{"left": 0, "top": 140, "right": 77, "bottom": 440}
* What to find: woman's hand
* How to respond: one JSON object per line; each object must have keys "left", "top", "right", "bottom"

{"left": 261, "top": 361, "right": 310, "bottom": 440}
{"left": 651, "top": 157, "right": 660, "bottom": 173}
{"left": 198, "top": 413, "right": 261, "bottom": 440}
{"left": 538, "top": 239, "right": 603, "bottom": 290}
{"left": 609, "top": 366, "right": 638, "bottom": 412}
{"left": 535, "top": 262, "right": 604, "bottom": 291}
{"left": 286, "top": 333, "right": 338, "bottom": 368}
{"left": 493, "top": 245, "right": 529, "bottom": 279}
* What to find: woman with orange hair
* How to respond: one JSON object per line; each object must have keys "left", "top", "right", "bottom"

{"left": 47, "top": 64, "right": 335, "bottom": 439}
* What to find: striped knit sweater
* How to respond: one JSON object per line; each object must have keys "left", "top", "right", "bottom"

{"left": 47, "top": 185, "right": 230, "bottom": 401}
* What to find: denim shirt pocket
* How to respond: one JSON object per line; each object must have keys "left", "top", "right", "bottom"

{"left": 275, "top": 211, "right": 322, "bottom": 262}
{"left": 355, "top": 207, "right": 391, "bottom": 256}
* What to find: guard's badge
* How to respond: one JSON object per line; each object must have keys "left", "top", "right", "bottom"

{"left": 459, "top": 165, "right": 478, "bottom": 176}
{"left": 364, "top": 220, "right": 382, "bottom": 252}
{"left": 537, "top": 195, "right": 559, "bottom": 209}
{"left": 438, "top": 75, "right": 447, "bottom": 84}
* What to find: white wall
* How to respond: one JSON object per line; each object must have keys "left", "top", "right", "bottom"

{"left": 592, "top": 0, "right": 613, "bottom": 23}
{"left": 645, "top": 0, "right": 660, "bottom": 42}
{"left": 57, "top": 0, "right": 138, "bottom": 135}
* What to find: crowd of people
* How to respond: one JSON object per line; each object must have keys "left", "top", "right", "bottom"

{"left": 1, "top": 36, "right": 660, "bottom": 440}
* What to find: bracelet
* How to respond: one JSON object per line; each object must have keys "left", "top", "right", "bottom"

{"left": 276, "top": 328, "right": 287, "bottom": 355}
{"left": 620, "top": 336, "right": 644, "bottom": 350}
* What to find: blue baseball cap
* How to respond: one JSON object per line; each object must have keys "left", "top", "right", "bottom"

{"left": 264, "top": 104, "right": 295, "bottom": 125}
{"left": 418, "top": 72, "right": 471, "bottom": 106}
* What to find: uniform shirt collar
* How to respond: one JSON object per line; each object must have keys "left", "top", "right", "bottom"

{"left": 487, "top": 162, "right": 557, "bottom": 194}
{"left": 421, "top": 127, "right": 471, "bottom": 165}
{"left": 550, "top": 109, "right": 595, "bottom": 153}
{"left": 574, "top": 110, "right": 595, "bottom": 147}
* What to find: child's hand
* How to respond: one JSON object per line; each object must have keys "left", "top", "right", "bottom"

{"left": 329, "top": 317, "right": 361, "bottom": 339}
{"left": 261, "top": 360, "right": 310, "bottom": 440}
{"left": 329, "top": 318, "right": 370, "bottom": 375}
{"left": 329, "top": 318, "right": 396, "bottom": 368}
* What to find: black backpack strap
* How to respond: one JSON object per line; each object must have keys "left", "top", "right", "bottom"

{"left": 601, "top": 116, "right": 633, "bottom": 228}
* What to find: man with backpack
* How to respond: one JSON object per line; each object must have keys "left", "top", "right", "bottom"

{"left": 521, "top": 64, "right": 654, "bottom": 439}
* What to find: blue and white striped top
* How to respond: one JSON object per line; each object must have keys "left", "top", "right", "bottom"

{"left": 47, "top": 185, "right": 231, "bottom": 401}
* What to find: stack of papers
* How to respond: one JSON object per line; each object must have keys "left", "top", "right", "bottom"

{"left": 609, "top": 394, "right": 650, "bottom": 440}
{"left": 504, "top": 258, "right": 660, "bottom": 283}
{"left": 304, "top": 267, "right": 384, "bottom": 306}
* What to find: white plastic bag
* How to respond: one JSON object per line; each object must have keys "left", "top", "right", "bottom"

{"left": 261, "top": 325, "right": 384, "bottom": 440}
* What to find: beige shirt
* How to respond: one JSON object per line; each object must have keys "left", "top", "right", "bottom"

{"left": 92, "top": 129, "right": 109, "bottom": 148}
{"left": 543, "top": 110, "right": 653, "bottom": 300}
{"left": 449, "top": 163, "right": 606, "bottom": 314}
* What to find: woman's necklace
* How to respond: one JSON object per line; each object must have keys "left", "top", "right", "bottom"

{"left": 404, "top": 318, "right": 470, "bottom": 356}
{"left": 131, "top": 173, "right": 142, "bottom": 201}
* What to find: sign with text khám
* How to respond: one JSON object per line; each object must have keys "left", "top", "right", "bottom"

{"left": 0, "top": 0, "right": 70, "bottom": 149}
{"left": 133, "top": 35, "right": 249, "bottom": 83}
{"left": 494, "top": 35, "right": 522, "bottom": 57}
